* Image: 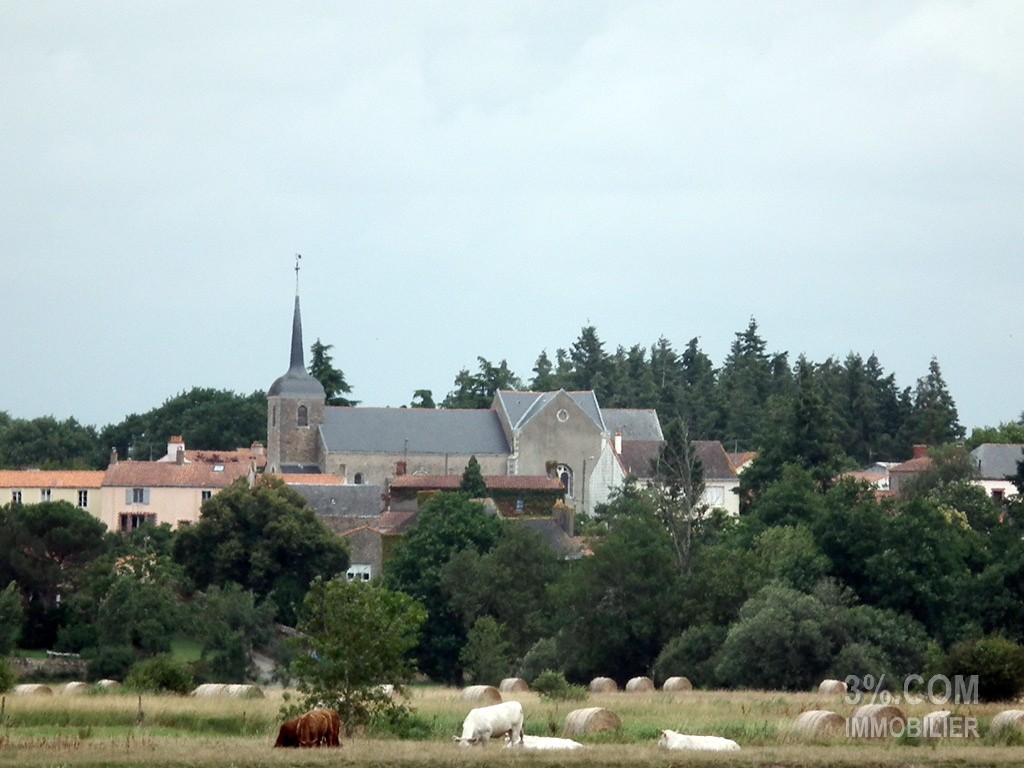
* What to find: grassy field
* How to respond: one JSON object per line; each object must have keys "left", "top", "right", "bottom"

{"left": 0, "top": 685, "right": 1021, "bottom": 767}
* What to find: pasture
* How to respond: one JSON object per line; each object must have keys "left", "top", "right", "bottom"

{"left": 0, "top": 685, "right": 1022, "bottom": 767}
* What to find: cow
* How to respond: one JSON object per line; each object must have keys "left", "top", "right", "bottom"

{"left": 274, "top": 708, "right": 342, "bottom": 748}
{"left": 453, "top": 700, "right": 524, "bottom": 747}
{"left": 658, "top": 729, "right": 740, "bottom": 752}
{"left": 504, "top": 734, "right": 584, "bottom": 750}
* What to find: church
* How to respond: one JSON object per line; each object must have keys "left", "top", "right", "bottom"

{"left": 266, "top": 291, "right": 664, "bottom": 517}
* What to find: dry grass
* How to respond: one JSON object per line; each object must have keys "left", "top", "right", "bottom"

{"left": 1, "top": 686, "right": 1022, "bottom": 767}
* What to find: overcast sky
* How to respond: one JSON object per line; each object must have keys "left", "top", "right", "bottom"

{"left": 2, "top": 1, "right": 1021, "bottom": 436}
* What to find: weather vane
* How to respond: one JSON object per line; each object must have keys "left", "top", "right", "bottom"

{"left": 294, "top": 253, "right": 302, "bottom": 293}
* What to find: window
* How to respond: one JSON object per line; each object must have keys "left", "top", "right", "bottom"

{"left": 346, "top": 564, "right": 372, "bottom": 582}
{"left": 272, "top": 405, "right": 277, "bottom": 428}
{"left": 11, "top": 490, "right": 22, "bottom": 504}
{"left": 77, "top": 490, "right": 89, "bottom": 508}
{"left": 40, "top": 488, "right": 51, "bottom": 502}
{"left": 119, "top": 513, "right": 156, "bottom": 533}
{"left": 201, "top": 490, "right": 213, "bottom": 502}
{"left": 516, "top": 497, "right": 525, "bottom": 511}
{"left": 128, "top": 488, "right": 150, "bottom": 505}
{"left": 353, "top": 472, "right": 363, "bottom": 485}
{"left": 992, "top": 488, "right": 1005, "bottom": 502}
{"left": 556, "top": 463, "right": 573, "bottom": 498}
{"left": 297, "top": 405, "right": 308, "bottom": 427}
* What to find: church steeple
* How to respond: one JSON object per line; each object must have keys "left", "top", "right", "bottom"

{"left": 268, "top": 259, "right": 325, "bottom": 399}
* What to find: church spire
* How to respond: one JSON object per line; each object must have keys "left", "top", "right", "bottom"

{"left": 267, "top": 257, "right": 325, "bottom": 399}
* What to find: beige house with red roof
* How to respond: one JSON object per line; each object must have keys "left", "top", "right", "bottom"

{"left": 99, "top": 454, "right": 254, "bottom": 532}
{"left": 0, "top": 470, "right": 105, "bottom": 516}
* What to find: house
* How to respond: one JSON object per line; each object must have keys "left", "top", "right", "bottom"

{"left": 157, "top": 434, "right": 268, "bottom": 472}
{"left": 99, "top": 451, "right": 254, "bottom": 532}
{"left": 389, "top": 474, "right": 567, "bottom": 518}
{"left": 970, "top": 443, "right": 1024, "bottom": 502}
{"left": 265, "top": 291, "right": 663, "bottom": 516}
{"left": 694, "top": 440, "right": 741, "bottom": 516}
{"left": 887, "top": 445, "right": 932, "bottom": 494}
{"left": 0, "top": 470, "right": 105, "bottom": 516}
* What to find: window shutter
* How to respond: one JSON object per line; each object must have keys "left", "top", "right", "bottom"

{"left": 126, "top": 489, "right": 132, "bottom": 505}
{"left": 143, "top": 489, "right": 151, "bottom": 505}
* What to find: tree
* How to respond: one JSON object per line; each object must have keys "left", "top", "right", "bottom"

{"left": 460, "top": 456, "right": 487, "bottom": 498}
{"left": 191, "top": 583, "right": 276, "bottom": 682}
{"left": 907, "top": 358, "right": 965, "bottom": 446}
{"left": 967, "top": 414, "right": 1024, "bottom": 450}
{"left": 410, "top": 389, "right": 435, "bottom": 409}
{"left": 651, "top": 419, "right": 708, "bottom": 574}
{"left": 172, "top": 476, "right": 349, "bottom": 625}
{"left": 100, "top": 388, "right": 267, "bottom": 462}
{"left": 0, "top": 415, "right": 105, "bottom": 469}
{"left": 384, "top": 492, "right": 502, "bottom": 682}
{"left": 0, "top": 501, "right": 107, "bottom": 648}
{"left": 568, "top": 326, "right": 611, "bottom": 400}
{"left": 460, "top": 616, "right": 513, "bottom": 685}
{"left": 442, "top": 358, "right": 522, "bottom": 409}
{"left": 309, "top": 339, "right": 357, "bottom": 406}
{"left": 289, "top": 576, "right": 426, "bottom": 732}
{"left": 0, "top": 581, "right": 23, "bottom": 655}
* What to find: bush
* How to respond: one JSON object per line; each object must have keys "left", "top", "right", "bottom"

{"left": 124, "top": 653, "right": 194, "bottom": 695}
{"left": 531, "top": 669, "right": 587, "bottom": 701}
{"left": 0, "top": 657, "right": 16, "bottom": 692}
{"left": 943, "top": 636, "right": 1024, "bottom": 702}
{"left": 519, "top": 637, "right": 562, "bottom": 682}
{"left": 460, "top": 616, "right": 513, "bottom": 685}
{"left": 653, "top": 624, "right": 727, "bottom": 689}
{"left": 84, "top": 645, "right": 136, "bottom": 682}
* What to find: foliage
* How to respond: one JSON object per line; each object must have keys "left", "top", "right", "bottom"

{"left": 100, "top": 387, "right": 267, "bottom": 463}
{"left": 0, "top": 501, "right": 108, "bottom": 648}
{"left": 441, "top": 357, "right": 521, "bottom": 409}
{"left": 531, "top": 669, "right": 587, "bottom": 701}
{"left": 0, "top": 581, "right": 24, "bottom": 655}
{"left": 288, "top": 576, "right": 426, "bottom": 733}
{"left": 308, "top": 338, "right": 357, "bottom": 406}
{"left": 519, "top": 637, "right": 562, "bottom": 682}
{"left": 652, "top": 624, "right": 727, "bottom": 689}
{"left": 410, "top": 389, "right": 435, "bottom": 408}
{"left": 384, "top": 492, "right": 502, "bottom": 683}
{"left": 190, "top": 583, "right": 276, "bottom": 682}
{"left": 0, "top": 656, "right": 15, "bottom": 692}
{"left": 908, "top": 358, "right": 965, "bottom": 446}
{"left": 0, "top": 415, "right": 105, "bottom": 469}
{"left": 124, "top": 653, "right": 195, "bottom": 694}
{"left": 967, "top": 414, "right": 1024, "bottom": 449}
{"left": 172, "top": 476, "right": 349, "bottom": 626}
{"left": 84, "top": 645, "right": 136, "bottom": 682}
{"left": 459, "top": 456, "right": 487, "bottom": 498}
{"left": 941, "top": 635, "right": 1024, "bottom": 702}
{"left": 651, "top": 419, "right": 708, "bottom": 574}
{"left": 459, "top": 616, "right": 513, "bottom": 685}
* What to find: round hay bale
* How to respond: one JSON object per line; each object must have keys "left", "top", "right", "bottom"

{"left": 225, "top": 684, "right": 264, "bottom": 698}
{"left": 563, "top": 707, "right": 621, "bottom": 737}
{"left": 96, "top": 679, "right": 121, "bottom": 690}
{"left": 625, "top": 676, "right": 655, "bottom": 693}
{"left": 13, "top": 684, "right": 53, "bottom": 696}
{"left": 921, "top": 710, "right": 963, "bottom": 738}
{"left": 793, "top": 709, "right": 846, "bottom": 737}
{"left": 499, "top": 677, "right": 529, "bottom": 693}
{"left": 990, "top": 709, "right": 1024, "bottom": 734}
{"left": 849, "top": 704, "right": 906, "bottom": 736}
{"left": 62, "top": 681, "right": 90, "bottom": 695}
{"left": 191, "top": 683, "right": 229, "bottom": 697}
{"left": 662, "top": 676, "right": 693, "bottom": 692}
{"left": 817, "top": 678, "right": 847, "bottom": 695}
{"left": 588, "top": 677, "right": 618, "bottom": 693}
{"left": 461, "top": 684, "right": 502, "bottom": 704}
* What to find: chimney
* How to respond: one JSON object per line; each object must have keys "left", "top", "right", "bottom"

{"left": 109, "top": 447, "right": 118, "bottom": 466}
{"left": 913, "top": 444, "right": 928, "bottom": 459}
{"left": 250, "top": 441, "right": 265, "bottom": 456}
{"left": 168, "top": 435, "right": 184, "bottom": 461}
{"left": 175, "top": 447, "right": 185, "bottom": 465}
{"left": 614, "top": 431, "right": 622, "bottom": 455}
{"left": 396, "top": 461, "right": 407, "bottom": 476}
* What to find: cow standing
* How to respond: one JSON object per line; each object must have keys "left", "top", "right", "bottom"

{"left": 453, "top": 701, "right": 524, "bottom": 747}
{"left": 274, "top": 708, "right": 341, "bottom": 748}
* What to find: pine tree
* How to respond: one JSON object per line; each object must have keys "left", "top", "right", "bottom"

{"left": 460, "top": 456, "right": 487, "bottom": 498}
{"left": 308, "top": 339, "right": 357, "bottom": 406}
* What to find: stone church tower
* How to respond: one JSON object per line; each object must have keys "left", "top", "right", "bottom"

{"left": 266, "top": 290, "right": 325, "bottom": 474}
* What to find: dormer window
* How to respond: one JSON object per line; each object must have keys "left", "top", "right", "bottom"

{"left": 297, "top": 405, "right": 308, "bottom": 427}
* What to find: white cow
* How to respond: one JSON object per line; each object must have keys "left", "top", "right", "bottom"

{"left": 453, "top": 701, "right": 524, "bottom": 747}
{"left": 658, "top": 729, "right": 740, "bottom": 752}
{"left": 504, "top": 734, "right": 584, "bottom": 750}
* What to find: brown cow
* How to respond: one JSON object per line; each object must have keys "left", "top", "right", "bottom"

{"left": 274, "top": 709, "right": 342, "bottom": 748}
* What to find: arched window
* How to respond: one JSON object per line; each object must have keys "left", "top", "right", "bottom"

{"left": 354, "top": 472, "right": 364, "bottom": 485}
{"left": 556, "top": 463, "right": 573, "bottom": 498}
{"left": 297, "top": 405, "right": 308, "bottom": 427}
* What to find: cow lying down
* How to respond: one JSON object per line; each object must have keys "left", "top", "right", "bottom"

{"left": 504, "top": 734, "right": 584, "bottom": 750}
{"left": 658, "top": 729, "right": 740, "bottom": 752}
{"left": 453, "top": 701, "right": 524, "bottom": 747}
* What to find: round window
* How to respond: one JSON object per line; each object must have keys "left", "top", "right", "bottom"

{"left": 556, "top": 408, "right": 569, "bottom": 422}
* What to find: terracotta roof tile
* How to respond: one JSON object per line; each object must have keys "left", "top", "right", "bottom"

{"left": 277, "top": 474, "right": 346, "bottom": 486}
{"left": 103, "top": 461, "right": 250, "bottom": 488}
{"left": 0, "top": 470, "right": 105, "bottom": 489}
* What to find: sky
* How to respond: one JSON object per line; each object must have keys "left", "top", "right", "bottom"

{"left": 1, "top": 1, "right": 1021, "bottom": 436}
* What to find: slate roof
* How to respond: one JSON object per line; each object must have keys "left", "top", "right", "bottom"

{"left": 495, "top": 390, "right": 605, "bottom": 432}
{"left": 389, "top": 475, "right": 565, "bottom": 491}
{"left": 0, "top": 470, "right": 105, "bottom": 489}
{"left": 290, "top": 484, "right": 384, "bottom": 517}
{"left": 617, "top": 441, "right": 662, "bottom": 478}
{"left": 694, "top": 441, "right": 738, "bottom": 481}
{"left": 602, "top": 409, "right": 664, "bottom": 441}
{"left": 971, "top": 443, "right": 1024, "bottom": 480}
{"left": 320, "top": 407, "right": 510, "bottom": 455}
{"left": 103, "top": 461, "right": 249, "bottom": 488}
{"left": 519, "top": 518, "right": 587, "bottom": 560}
